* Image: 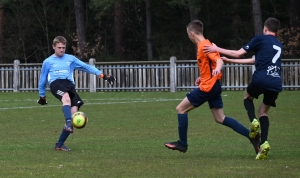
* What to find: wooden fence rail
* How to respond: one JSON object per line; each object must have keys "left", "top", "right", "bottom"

{"left": 0, "top": 57, "right": 299, "bottom": 92}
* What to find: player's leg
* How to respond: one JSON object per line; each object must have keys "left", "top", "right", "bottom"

{"left": 71, "top": 106, "right": 78, "bottom": 115}
{"left": 258, "top": 90, "right": 278, "bottom": 144}
{"left": 56, "top": 86, "right": 84, "bottom": 151}
{"left": 176, "top": 97, "right": 195, "bottom": 144}
{"left": 164, "top": 87, "right": 206, "bottom": 153}
{"left": 211, "top": 108, "right": 260, "bottom": 154}
{"left": 243, "top": 89, "right": 256, "bottom": 122}
{"left": 55, "top": 93, "right": 73, "bottom": 151}
{"left": 257, "top": 103, "right": 271, "bottom": 144}
{"left": 164, "top": 97, "right": 195, "bottom": 152}
{"left": 211, "top": 108, "right": 249, "bottom": 137}
{"left": 50, "top": 80, "right": 73, "bottom": 151}
{"left": 70, "top": 90, "right": 84, "bottom": 114}
{"left": 208, "top": 82, "right": 259, "bottom": 154}
{"left": 255, "top": 90, "right": 278, "bottom": 160}
{"left": 61, "top": 92, "right": 74, "bottom": 132}
{"left": 255, "top": 102, "right": 271, "bottom": 159}
{"left": 245, "top": 83, "right": 264, "bottom": 138}
{"left": 62, "top": 83, "right": 85, "bottom": 130}
{"left": 208, "top": 80, "right": 250, "bottom": 138}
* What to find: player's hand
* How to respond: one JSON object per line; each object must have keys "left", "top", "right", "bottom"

{"left": 195, "top": 77, "right": 201, "bottom": 86}
{"left": 100, "top": 74, "right": 116, "bottom": 85}
{"left": 203, "top": 43, "right": 218, "bottom": 54}
{"left": 37, "top": 96, "right": 47, "bottom": 105}
{"left": 212, "top": 68, "right": 221, "bottom": 76}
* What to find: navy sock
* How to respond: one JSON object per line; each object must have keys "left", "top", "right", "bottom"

{"left": 57, "top": 129, "right": 70, "bottom": 145}
{"left": 259, "top": 116, "right": 269, "bottom": 143}
{"left": 178, "top": 114, "right": 188, "bottom": 146}
{"left": 62, "top": 105, "right": 72, "bottom": 122}
{"left": 223, "top": 116, "right": 250, "bottom": 139}
{"left": 244, "top": 98, "right": 256, "bottom": 122}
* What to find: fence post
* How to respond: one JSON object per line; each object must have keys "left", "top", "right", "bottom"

{"left": 89, "top": 58, "right": 96, "bottom": 92}
{"left": 13, "top": 60, "right": 20, "bottom": 92}
{"left": 170, "top": 56, "right": 177, "bottom": 92}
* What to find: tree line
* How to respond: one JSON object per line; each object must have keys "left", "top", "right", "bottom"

{"left": 0, "top": 0, "right": 298, "bottom": 63}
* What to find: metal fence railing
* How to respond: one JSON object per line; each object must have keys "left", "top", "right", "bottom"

{"left": 0, "top": 57, "right": 299, "bottom": 92}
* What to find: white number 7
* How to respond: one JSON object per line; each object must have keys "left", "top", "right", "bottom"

{"left": 272, "top": 45, "right": 281, "bottom": 63}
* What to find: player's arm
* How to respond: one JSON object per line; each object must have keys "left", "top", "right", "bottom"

{"left": 212, "top": 58, "right": 224, "bottom": 76}
{"left": 74, "top": 58, "right": 116, "bottom": 85}
{"left": 37, "top": 61, "right": 49, "bottom": 105}
{"left": 203, "top": 43, "right": 247, "bottom": 58}
{"left": 75, "top": 65, "right": 96, "bottom": 74}
{"left": 205, "top": 50, "right": 223, "bottom": 76}
{"left": 221, "top": 56, "right": 255, "bottom": 64}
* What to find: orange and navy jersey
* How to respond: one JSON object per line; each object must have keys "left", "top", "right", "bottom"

{"left": 197, "top": 39, "right": 222, "bottom": 92}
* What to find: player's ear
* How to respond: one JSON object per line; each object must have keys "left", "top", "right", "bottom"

{"left": 263, "top": 26, "right": 268, "bottom": 34}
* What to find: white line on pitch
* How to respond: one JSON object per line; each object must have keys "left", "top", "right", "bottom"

{"left": 0, "top": 98, "right": 181, "bottom": 110}
{"left": 0, "top": 98, "right": 179, "bottom": 102}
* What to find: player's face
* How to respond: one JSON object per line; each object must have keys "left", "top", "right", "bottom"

{"left": 53, "top": 43, "right": 66, "bottom": 57}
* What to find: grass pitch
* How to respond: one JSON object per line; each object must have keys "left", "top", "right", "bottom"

{"left": 0, "top": 91, "right": 299, "bottom": 178}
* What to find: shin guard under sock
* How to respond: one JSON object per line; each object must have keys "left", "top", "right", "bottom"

{"left": 62, "top": 105, "right": 72, "bottom": 122}
{"left": 244, "top": 98, "right": 256, "bottom": 122}
{"left": 223, "top": 116, "right": 250, "bottom": 138}
{"left": 259, "top": 116, "right": 269, "bottom": 143}
{"left": 178, "top": 114, "right": 188, "bottom": 146}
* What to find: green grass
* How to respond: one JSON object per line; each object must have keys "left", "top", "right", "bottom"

{"left": 0, "top": 91, "right": 300, "bottom": 178}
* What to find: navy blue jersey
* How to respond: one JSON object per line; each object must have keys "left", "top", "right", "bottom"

{"left": 243, "top": 34, "right": 282, "bottom": 92}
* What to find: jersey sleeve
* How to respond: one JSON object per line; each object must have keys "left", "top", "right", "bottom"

{"left": 207, "top": 52, "right": 221, "bottom": 62}
{"left": 73, "top": 57, "right": 102, "bottom": 76}
{"left": 243, "top": 35, "right": 261, "bottom": 52}
{"left": 38, "top": 61, "right": 49, "bottom": 97}
{"left": 200, "top": 40, "right": 220, "bottom": 62}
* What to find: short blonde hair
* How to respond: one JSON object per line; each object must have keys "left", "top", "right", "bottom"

{"left": 53, "top": 36, "right": 67, "bottom": 46}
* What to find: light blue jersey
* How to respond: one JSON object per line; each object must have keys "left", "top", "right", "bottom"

{"left": 38, "top": 54, "right": 102, "bottom": 97}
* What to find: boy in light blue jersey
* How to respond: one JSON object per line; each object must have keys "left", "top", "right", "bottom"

{"left": 38, "top": 36, "right": 115, "bottom": 151}
{"left": 203, "top": 17, "right": 282, "bottom": 160}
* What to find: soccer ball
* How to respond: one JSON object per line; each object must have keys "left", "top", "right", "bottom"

{"left": 72, "top": 112, "right": 88, "bottom": 129}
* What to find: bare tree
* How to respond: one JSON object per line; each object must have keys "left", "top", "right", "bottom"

{"left": 74, "top": 0, "right": 87, "bottom": 60}
{"left": 145, "top": 0, "right": 153, "bottom": 61}
{"left": 188, "top": 0, "right": 199, "bottom": 21}
{"left": 114, "top": 0, "right": 124, "bottom": 61}
{"left": 251, "top": 0, "right": 262, "bottom": 35}
{"left": 0, "top": 6, "right": 3, "bottom": 62}
{"left": 290, "top": 0, "right": 300, "bottom": 31}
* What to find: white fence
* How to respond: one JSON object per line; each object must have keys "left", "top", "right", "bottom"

{"left": 0, "top": 57, "right": 299, "bottom": 92}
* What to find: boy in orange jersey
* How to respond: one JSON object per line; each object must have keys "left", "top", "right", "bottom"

{"left": 164, "top": 20, "right": 260, "bottom": 155}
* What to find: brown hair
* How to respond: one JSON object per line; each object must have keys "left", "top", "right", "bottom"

{"left": 53, "top": 36, "right": 67, "bottom": 46}
{"left": 186, "top": 20, "right": 204, "bottom": 35}
{"left": 264, "top": 17, "right": 280, "bottom": 33}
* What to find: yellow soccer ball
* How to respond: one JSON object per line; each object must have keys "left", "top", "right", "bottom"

{"left": 72, "top": 112, "right": 88, "bottom": 129}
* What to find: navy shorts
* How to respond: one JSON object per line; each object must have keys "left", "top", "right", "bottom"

{"left": 50, "top": 79, "right": 84, "bottom": 108}
{"left": 186, "top": 80, "right": 223, "bottom": 109}
{"left": 247, "top": 82, "right": 279, "bottom": 107}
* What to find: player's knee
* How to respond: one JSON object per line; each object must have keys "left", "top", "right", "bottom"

{"left": 176, "top": 106, "right": 183, "bottom": 114}
{"left": 258, "top": 113, "right": 268, "bottom": 118}
{"left": 214, "top": 117, "right": 223, "bottom": 124}
{"left": 212, "top": 113, "right": 224, "bottom": 124}
{"left": 176, "top": 106, "right": 187, "bottom": 114}
{"left": 61, "top": 97, "right": 71, "bottom": 105}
